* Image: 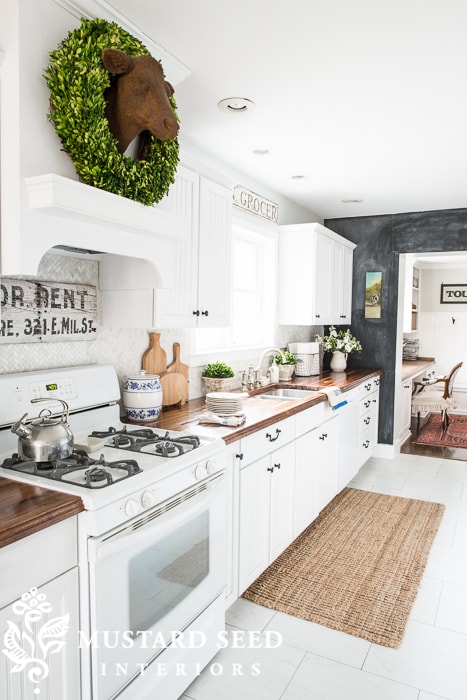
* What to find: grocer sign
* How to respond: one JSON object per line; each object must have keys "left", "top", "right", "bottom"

{"left": 0, "top": 279, "right": 97, "bottom": 343}
{"left": 233, "top": 185, "right": 278, "bottom": 223}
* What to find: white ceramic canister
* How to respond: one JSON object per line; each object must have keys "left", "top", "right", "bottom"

{"left": 122, "top": 370, "right": 162, "bottom": 422}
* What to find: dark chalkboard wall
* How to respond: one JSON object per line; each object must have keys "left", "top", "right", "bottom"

{"left": 325, "top": 208, "right": 467, "bottom": 444}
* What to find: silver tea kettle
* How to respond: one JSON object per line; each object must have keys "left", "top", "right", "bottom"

{"left": 11, "top": 398, "right": 74, "bottom": 462}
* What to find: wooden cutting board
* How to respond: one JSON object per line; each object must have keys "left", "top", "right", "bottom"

{"left": 160, "top": 372, "right": 189, "bottom": 406}
{"left": 141, "top": 332, "right": 167, "bottom": 376}
{"left": 166, "top": 342, "right": 189, "bottom": 381}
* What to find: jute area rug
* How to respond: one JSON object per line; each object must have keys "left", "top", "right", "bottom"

{"left": 243, "top": 488, "right": 444, "bottom": 648}
{"left": 415, "top": 412, "right": 467, "bottom": 449}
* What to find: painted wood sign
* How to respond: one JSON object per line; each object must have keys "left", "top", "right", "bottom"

{"left": 0, "top": 279, "right": 97, "bottom": 343}
{"left": 233, "top": 185, "right": 279, "bottom": 222}
{"left": 440, "top": 283, "right": 467, "bottom": 304}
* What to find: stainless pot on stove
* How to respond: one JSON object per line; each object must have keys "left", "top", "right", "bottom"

{"left": 11, "top": 398, "right": 74, "bottom": 462}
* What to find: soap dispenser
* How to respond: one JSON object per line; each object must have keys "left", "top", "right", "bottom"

{"left": 269, "top": 358, "right": 279, "bottom": 383}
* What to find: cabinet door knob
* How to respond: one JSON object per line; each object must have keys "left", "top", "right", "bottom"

{"left": 274, "top": 463, "right": 281, "bottom": 470}
{"left": 201, "top": 310, "right": 209, "bottom": 316}
{"left": 267, "top": 466, "right": 274, "bottom": 473}
{"left": 192, "top": 310, "right": 200, "bottom": 316}
{"left": 363, "top": 440, "right": 370, "bottom": 448}
{"left": 266, "top": 428, "right": 281, "bottom": 442}
{"left": 236, "top": 453, "right": 244, "bottom": 460}
{"left": 319, "top": 432, "right": 328, "bottom": 441}
{"left": 315, "top": 314, "right": 320, "bottom": 319}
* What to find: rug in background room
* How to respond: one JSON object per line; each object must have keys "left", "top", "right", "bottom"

{"left": 414, "top": 412, "right": 467, "bottom": 448}
{"left": 243, "top": 487, "right": 444, "bottom": 648}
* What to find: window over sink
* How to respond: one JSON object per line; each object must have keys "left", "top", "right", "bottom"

{"left": 194, "top": 218, "right": 277, "bottom": 354}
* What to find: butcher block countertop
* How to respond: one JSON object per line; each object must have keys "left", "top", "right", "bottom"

{"left": 401, "top": 357, "right": 436, "bottom": 382}
{"left": 153, "top": 367, "right": 383, "bottom": 445}
{"left": 0, "top": 478, "right": 83, "bottom": 549}
{"left": 1, "top": 367, "right": 381, "bottom": 549}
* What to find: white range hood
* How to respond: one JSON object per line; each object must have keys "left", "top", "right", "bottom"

{"left": 0, "top": 0, "right": 191, "bottom": 278}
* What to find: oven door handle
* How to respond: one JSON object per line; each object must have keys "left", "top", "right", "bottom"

{"left": 88, "top": 474, "right": 225, "bottom": 564}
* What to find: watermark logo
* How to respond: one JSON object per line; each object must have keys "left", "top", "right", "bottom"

{"left": 2, "top": 587, "right": 69, "bottom": 695}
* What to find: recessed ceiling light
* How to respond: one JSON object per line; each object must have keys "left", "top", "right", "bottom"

{"left": 217, "top": 97, "right": 255, "bottom": 113}
{"left": 252, "top": 148, "right": 269, "bottom": 155}
{"left": 291, "top": 175, "right": 305, "bottom": 180}
{"left": 341, "top": 198, "right": 364, "bottom": 203}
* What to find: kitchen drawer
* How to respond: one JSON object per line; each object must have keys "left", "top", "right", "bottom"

{"left": 358, "top": 376, "right": 380, "bottom": 399}
{"left": 0, "top": 517, "right": 78, "bottom": 609}
{"left": 360, "top": 395, "right": 373, "bottom": 416}
{"left": 360, "top": 410, "right": 374, "bottom": 432}
{"left": 295, "top": 402, "right": 324, "bottom": 437}
{"left": 240, "top": 415, "right": 295, "bottom": 467}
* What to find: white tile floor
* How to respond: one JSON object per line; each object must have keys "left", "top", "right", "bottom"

{"left": 181, "top": 452, "right": 467, "bottom": 700}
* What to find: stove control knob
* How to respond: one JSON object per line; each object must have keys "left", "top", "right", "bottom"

{"left": 124, "top": 498, "right": 139, "bottom": 518}
{"left": 205, "top": 460, "right": 216, "bottom": 475}
{"left": 194, "top": 464, "right": 207, "bottom": 481}
{"left": 141, "top": 490, "right": 156, "bottom": 509}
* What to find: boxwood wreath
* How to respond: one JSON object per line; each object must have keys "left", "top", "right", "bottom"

{"left": 44, "top": 17, "right": 179, "bottom": 206}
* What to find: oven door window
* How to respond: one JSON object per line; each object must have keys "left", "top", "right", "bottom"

{"left": 86, "top": 476, "right": 226, "bottom": 700}
{"left": 129, "top": 511, "right": 209, "bottom": 632}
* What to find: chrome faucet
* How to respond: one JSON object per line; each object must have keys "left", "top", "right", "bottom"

{"left": 255, "top": 347, "right": 286, "bottom": 384}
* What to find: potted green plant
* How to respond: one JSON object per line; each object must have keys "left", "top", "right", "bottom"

{"left": 202, "top": 361, "right": 235, "bottom": 392}
{"left": 274, "top": 350, "right": 298, "bottom": 381}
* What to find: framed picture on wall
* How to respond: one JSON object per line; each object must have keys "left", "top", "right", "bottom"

{"left": 440, "top": 283, "right": 467, "bottom": 304}
{"left": 365, "top": 271, "right": 382, "bottom": 318}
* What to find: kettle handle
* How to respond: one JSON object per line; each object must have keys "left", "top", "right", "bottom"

{"left": 31, "top": 398, "right": 70, "bottom": 423}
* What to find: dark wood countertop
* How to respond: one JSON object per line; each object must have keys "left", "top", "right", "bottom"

{"left": 131, "top": 367, "right": 383, "bottom": 445}
{"left": 401, "top": 357, "right": 436, "bottom": 382}
{"left": 1, "top": 368, "right": 380, "bottom": 549}
{"left": 0, "top": 478, "right": 83, "bottom": 549}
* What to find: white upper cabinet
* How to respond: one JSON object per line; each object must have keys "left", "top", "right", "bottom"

{"left": 155, "top": 167, "right": 232, "bottom": 328}
{"left": 99, "top": 163, "right": 232, "bottom": 329}
{"left": 278, "top": 223, "right": 356, "bottom": 326}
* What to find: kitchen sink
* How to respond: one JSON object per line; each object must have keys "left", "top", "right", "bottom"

{"left": 258, "top": 388, "right": 320, "bottom": 400}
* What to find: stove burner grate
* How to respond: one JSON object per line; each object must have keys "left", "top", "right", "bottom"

{"left": 90, "top": 427, "right": 201, "bottom": 457}
{"left": 1, "top": 452, "right": 142, "bottom": 488}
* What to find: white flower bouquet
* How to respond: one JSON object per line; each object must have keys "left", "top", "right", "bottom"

{"left": 316, "top": 325, "right": 362, "bottom": 354}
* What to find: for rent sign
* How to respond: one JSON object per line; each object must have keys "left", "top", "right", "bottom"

{"left": 0, "top": 279, "right": 97, "bottom": 343}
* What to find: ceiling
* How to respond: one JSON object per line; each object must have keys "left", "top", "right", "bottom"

{"left": 106, "top": 0, "right": 467, "bottom": 221}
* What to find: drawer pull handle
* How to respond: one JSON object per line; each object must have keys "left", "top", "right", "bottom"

{"left": 364, "top": 417, "right": 371, "bottom": 425}
{"left": 236, "top": 453, "right": 244, "bottom": 460}
{"left": 363, "top": 440, "right": 370, "bottom": 448}
{"left": 266, "top": 428, "right": 281, "bottom": 442}
{"left": 364, "top": 400, "right": 371, "bottom": 408}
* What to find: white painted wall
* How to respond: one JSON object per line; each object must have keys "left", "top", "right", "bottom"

{"left": 417, "top": 266, "right": 467, "bottom": 411}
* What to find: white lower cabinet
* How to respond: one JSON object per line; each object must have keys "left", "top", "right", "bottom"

{"left": 315, "top": 414, "right": 340, "bottom": 512}
{"left": 238, "top": 442, "right": 295, "bottom": 594}
{"left": 237, "top": 417, "right": 296, "bottom": 594}
{"left": 294, "top": 428, "right": 319, "bottom": 536}
{"left": 358, "top": 378, "right": 380, "bottom": 463}
{"left": 0, "top": 519, "right": 80, "bottom": 700}
{"left": 232, "top": 377, "right": 380, "bottom": 603}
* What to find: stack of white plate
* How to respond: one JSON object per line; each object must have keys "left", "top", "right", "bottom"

{"left": 205, "top": 391, "right": 245, "bottom": 416}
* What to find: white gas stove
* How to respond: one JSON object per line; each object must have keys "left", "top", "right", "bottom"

{"left": 0, "top": 364, "right": 228, "bottom": 700}
{"left": 0, "top": 364, "right": 226, "bottom": 530}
